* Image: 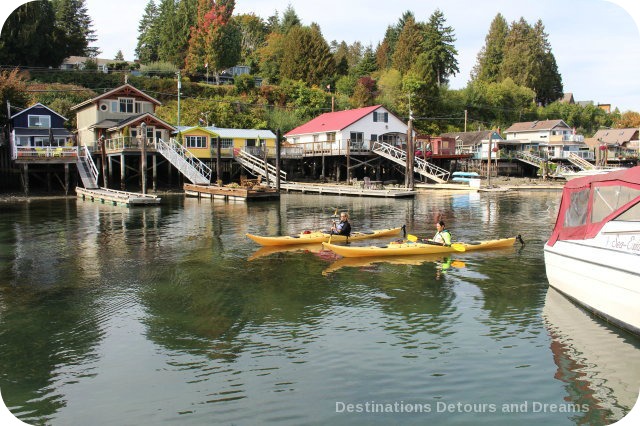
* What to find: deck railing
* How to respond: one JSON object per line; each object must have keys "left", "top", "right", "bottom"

{"left": 12, "top": 145, "right": 79, "bottom": 160}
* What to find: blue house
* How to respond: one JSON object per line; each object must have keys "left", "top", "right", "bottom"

{"left": 10, "top": 103, "right": 75, "bottom": 160}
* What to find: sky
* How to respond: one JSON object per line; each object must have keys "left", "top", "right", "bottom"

{"left": 1, "top": 0, "right": 640, "bottom": 113}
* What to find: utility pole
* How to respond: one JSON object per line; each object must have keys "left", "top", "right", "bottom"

{"left": 140, "top": 122, "right": 147, "bottom": 194}
{"left": 464, "top": 109, "right": 468, "bottom": 132}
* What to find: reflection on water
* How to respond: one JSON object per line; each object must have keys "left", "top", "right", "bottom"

{"left": 543, "top": 287, "right": 640, "bottom": 422}
{"left": 0, "top": 191, "right": 638, "bottom": 425}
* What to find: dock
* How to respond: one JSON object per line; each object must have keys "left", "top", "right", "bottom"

{"left": 76, "top": 187, "right": 161, "bottom": 206}
{"left": 183, "top": 183, "right": 281, "bottom": 201}
{"left": 280, "top": 182, "right": 416, "bottom": 198}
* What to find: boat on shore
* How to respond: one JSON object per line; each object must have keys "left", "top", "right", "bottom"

{"left": 544, "top": 166, "right": 640, "bottom": 335}
{"left": 246, "top": 226, "right": 402, "bottom": 246}
{"left": 322, "top": 237, "right": 519, "bottom": 258}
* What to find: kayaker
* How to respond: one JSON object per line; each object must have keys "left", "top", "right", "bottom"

{"left": 331, "top": 212, "right": 351, "bottom": 236}
{"left": 431, "top": 220, "right": 452, "bottom": 246}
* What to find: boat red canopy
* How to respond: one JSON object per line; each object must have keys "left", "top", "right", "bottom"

{"left": 547, "top": 166, "right": 640, "bottom": 246}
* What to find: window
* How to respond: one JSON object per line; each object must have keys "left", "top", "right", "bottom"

{"left": 28, "top": 115, "right": 51, "bottom": 128}
{"left": 135, "top": 102, "right": 143, "bottom": 114}
{"left": 220, "top": 138, "right": 233, "bottom": 148}
{"left": 370, "top": 134, "right": 378, "bottom": 142}
{"left": 119, "top": 98, "right": 134, "bottom": 113}
{"left": 327, "top": 132, "right": 336, "bottom": 142}
{"left": 593, "top": 185, "right": 640, "bottom": 222}
{"left": 245, "top": 138, "right": 257, "bottom": 147}
{"left": 350, "top": 132, "right": 363, "bottom": 143}
{"left": 373, "top": 111, "right": 388, "bottom": 123}
{"left": 111, "top": 101, "right": 118, "bottom": 112}
{"left": 185, "top": 136, "right": 207, "bottom": 148}
{"left": 563, "top": 189, "right": 589, "bottom": 227}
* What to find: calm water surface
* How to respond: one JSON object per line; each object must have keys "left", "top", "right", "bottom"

{"left": 0, "top": 191, "right": 639, "bottom": 425}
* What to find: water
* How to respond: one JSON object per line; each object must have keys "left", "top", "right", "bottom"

{"left": 0, "top": 191, "right": 638, "bottom": 425}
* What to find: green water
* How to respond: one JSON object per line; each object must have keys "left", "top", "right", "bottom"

{"left": 0, "top": 191, "right": 638, "bottom": 425}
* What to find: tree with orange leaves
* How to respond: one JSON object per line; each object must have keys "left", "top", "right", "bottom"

{"left": 185, "top": 0, "right": 241, "bottom": 83}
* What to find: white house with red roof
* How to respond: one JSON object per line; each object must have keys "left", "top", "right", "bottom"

{"left": 284, "top": 105, "right": 409, "bottom": 152}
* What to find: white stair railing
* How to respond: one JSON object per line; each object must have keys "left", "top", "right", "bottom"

{"left": 234, "top": 149, "right": 286, "bottom": 185}
{"left": 156, "top": 138, "right": 211, "bottom": 184}
{"left": 371, "top": 141, "right": 449, "bottom": 183}
{"left": 567, "top": 152, "right": 595, "bottom": 170}
{"left": 515, "top": 151, "right": 573, "bottom": 175}
{"left": 77, "top": 145, "right": 99, "bottom": 188}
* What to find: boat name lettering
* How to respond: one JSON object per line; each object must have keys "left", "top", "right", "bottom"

{"left": 605, "top": 235, "right": 640, "bottom": 253}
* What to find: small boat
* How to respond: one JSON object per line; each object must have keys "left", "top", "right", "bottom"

{"left": 246, "top": 227, "right": 403, "bottom": 246}
{"left": 322, "top": 237, "right": 519, "bottom": 258}
{"left": 544, "top": 166, "right": 640, "bottom": 335}
{"left": 561, "top": 167, "right": 625, "bottom": 181}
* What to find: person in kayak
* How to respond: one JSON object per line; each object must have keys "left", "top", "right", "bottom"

{"left": 330, "top": 212, "right": 351, "bottom": 236}
{"left": 431, "top": 220, "right": 451, "bottom": 246}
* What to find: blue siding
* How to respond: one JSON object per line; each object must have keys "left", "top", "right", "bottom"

{"left": 11, "top": 105, "right": 66, "bottom": 128}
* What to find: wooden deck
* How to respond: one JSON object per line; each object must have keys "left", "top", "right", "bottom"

{"left": 280, "top": 182, "right": 416, "bottom": 198}
{"left": 183, "top": 183, "right": 280, "bottom": 201}
{"left": 76, "top": 187, "right": 161, "bottom": 206}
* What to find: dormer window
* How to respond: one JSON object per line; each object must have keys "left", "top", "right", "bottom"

{"left": 28, "top": 115, "right": 51, "bottom": 128}
{"left": 119, "top": 97, "right": 134, "bottom": 113}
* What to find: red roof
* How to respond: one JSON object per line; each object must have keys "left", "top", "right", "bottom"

{"left": 285, "top": 105, "right": 382, "bottom": 136}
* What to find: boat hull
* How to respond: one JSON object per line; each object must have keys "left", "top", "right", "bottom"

{"left": 544, "top": 239, "right": 640, "bottom": 335}
{"left": 246, "top": 227, "right": 402, "bottom": 246}
{"left": 322, "top": 237, "right": 516, "bottom": 257}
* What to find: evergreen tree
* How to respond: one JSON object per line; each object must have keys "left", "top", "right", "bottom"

{"left": 0, "top": 1, "right": 65, "bottom": 66}
{"left": 174, "top": 0, "right": 199, "bottom": 67}
{"left": 391, "top": 15, "right": 422, "bottom": 74}
{"left": 114, "top": 50, "right": 125, "bottom": 61}
{"left": 533, "top": 20, "right": 563, "bottom": 105}
{"left": 280, "top": 4, "right": 301, "bottom": 34}
{"left": 135, "top": 0, "right": 160, "bottom": 64}
{"left": 51, "top": 0, "right": 98, "bottom": 58}
{"left": 472, "top": 13, "right": 508, "bottom": 83}
{"left": 420, "top": 9, "right": 459, "bottom": 86}
{"left": 156, "top": 0, "right": 180, "bottom": 65}
{"left": 280, "top": 25, "right": 335, "bottom": 86}
{"left": 353, "top": 45, "right": 378, "bottom": 77}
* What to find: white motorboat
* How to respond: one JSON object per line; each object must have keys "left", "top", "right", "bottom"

{"left": 544, "top": 166, "right": 640, "bottom": 335}
{"left": 561, "top": 167, "right": 625, "bottom": 181}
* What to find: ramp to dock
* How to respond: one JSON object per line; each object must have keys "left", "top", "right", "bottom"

{"left": 371, "top": 141, "right": 450, "bottom": 183}
{"left": 76, "top": 187, "right": 161, "bottom": 206}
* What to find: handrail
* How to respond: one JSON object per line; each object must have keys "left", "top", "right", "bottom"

{"left": 234, "top": 148, "right": 287, "bottom": 184}
{"left": 372, "top": 141, "right": 449, "bottom": 183}
{"left": 81, "top": 145, "right": 99, "bottom": 184}
{"left": 155, "top": 138, "right": 212, "bottom": 184}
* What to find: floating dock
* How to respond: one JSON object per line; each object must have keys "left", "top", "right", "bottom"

{"left": 280, "top": 183, "right": 415, "bottom": 198}
{"left": 183, "top": 183, "right": 280, "bottom": 201}
{"left": 76, "top": 187, "right": 161, "bottom": 206}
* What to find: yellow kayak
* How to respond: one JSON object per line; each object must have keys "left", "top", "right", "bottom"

{"left": 246, "top": 227, "right": 403, "bottom": 246}
{"left": 322, "top": 237, "right": 518, "bottom": 258}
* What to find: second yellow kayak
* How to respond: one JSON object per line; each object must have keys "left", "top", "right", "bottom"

{"left": 322, "top": 237, "right": 518, "bottom": 257}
